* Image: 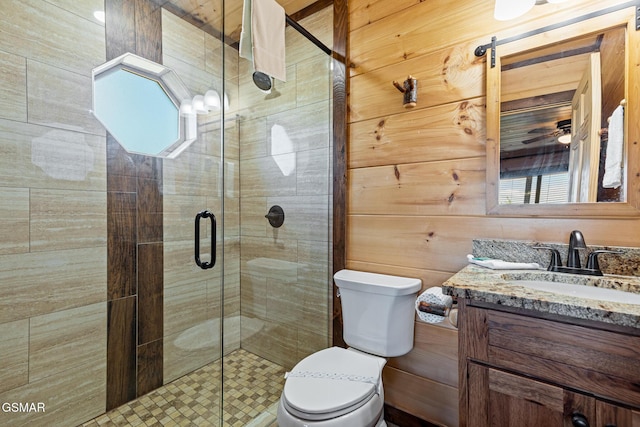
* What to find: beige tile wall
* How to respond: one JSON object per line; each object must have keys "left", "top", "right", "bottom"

{"left": 161, "top": 5, "right": 333, "bottom": 374}
{"left": 0, "top": 51, "right": 27, "bottom": 122}
{"left": 238, "top": 7, "right": 333, "bottom": 369}
{"left": 0, "top": 1, "right": 107, "bottom": 426}
{"left": 161, "top": 9, "right": 241, "bottom": 383}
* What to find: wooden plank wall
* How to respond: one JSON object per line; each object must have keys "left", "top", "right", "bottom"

{"left": 346, "top": 0, "right": 640, "bottom": 425}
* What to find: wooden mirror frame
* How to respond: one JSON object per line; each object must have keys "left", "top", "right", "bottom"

{"left": 486, "top": 6, "right": 640, "bottom": 216}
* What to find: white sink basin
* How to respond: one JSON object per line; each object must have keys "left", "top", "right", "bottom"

{"left": 514, "top": 280, "right": 640, "bottom": 305}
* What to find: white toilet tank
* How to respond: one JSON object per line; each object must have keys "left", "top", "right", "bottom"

{"left": 334, "top": 269, "right": 422, "bottom": 357}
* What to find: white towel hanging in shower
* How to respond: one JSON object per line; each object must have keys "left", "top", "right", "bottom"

{"left": 239, "top": 0, "right": 253, "bottom": 61}
{"left": 251, "top": 0, "right": 287, "bottom": 82}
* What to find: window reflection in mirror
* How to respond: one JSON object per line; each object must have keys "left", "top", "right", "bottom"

{"left": 498, "top": 25, "right": 626, "bottom": 205}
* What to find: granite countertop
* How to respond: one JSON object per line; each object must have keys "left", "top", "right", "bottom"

{"left": 442, "top": 264, "right": 640, "bottom": 329}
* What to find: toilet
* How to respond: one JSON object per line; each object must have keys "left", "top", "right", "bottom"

{"left": 277, "top": 269, "right": 422, "bottom": 427}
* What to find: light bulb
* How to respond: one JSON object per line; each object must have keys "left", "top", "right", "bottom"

{"left": 203, "top": 90, "right": 221, "bottom": 110}
{"left": 179, "top": 99, "right": 194, "bottom": 116}
{"left": 494, "top": 0, "right": 535, "bottom": 21}
{"left": 192, "top": 95, "right": 206, "bottom": 113}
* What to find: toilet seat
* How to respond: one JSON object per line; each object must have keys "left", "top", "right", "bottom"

{"left": 281, "top": 347, "right": 382, "bottom": 421}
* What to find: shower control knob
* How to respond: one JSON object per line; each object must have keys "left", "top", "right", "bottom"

{"left": 265, "top": 205, "right": 285, "bottom": 228}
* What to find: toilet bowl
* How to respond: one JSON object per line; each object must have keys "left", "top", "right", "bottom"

{"left": 277, "top": 347, "right": 386, "bottom": 427}
{"left": 277, "top": 270, "right": 421, "bottom": 427}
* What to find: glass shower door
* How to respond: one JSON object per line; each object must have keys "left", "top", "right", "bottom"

{"left": 221, "top": 1, "right": 334, "bottom": 425}
{"left": 161, "top": 5, "right": 227, "bottom": 426}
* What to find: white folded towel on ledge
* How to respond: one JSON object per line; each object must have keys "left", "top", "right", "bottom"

{"left": 467, "top": 254, "right": 541, "bottom": 270}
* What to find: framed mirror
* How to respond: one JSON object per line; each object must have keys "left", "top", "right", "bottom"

{"left": 486, "top": 6, "right": 640, "bottom": 216}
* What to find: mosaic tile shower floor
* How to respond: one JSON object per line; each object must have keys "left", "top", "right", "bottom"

{"left": 81, "top": 349, "right": 286, "bottom": 427}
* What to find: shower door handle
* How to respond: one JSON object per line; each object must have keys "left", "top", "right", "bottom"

{"left": 194, "top": 210, "right": 216, "bottom": 270}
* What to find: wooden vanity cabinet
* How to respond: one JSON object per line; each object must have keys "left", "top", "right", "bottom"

{"left": 458, "top": 299, "right": 640, "bottom": 427}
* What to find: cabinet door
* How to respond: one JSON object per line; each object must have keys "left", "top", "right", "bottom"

{"left": 468, "top": 363, "right": 594, "bottom": 427}
{"left": 597, "top": 401, "right": 640, "bottom": 427}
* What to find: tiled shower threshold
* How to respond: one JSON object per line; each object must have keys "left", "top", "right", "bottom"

{"left": 81, "top": 349, "right": 285, "bottom": 427}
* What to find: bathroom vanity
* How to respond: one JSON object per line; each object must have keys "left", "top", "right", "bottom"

{"left": 444, "top": 264, "right": 640, "bottom": 427}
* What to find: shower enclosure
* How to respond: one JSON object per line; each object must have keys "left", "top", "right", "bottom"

{"left": 0, "top": 1, "right": 333, "bottom": 426}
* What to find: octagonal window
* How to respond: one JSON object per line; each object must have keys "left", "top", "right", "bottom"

{"left": 92, "top": 53, "right": 194, "bottom": 158}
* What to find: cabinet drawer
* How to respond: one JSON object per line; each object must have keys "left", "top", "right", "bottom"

{"left": 466, "top": 305, "right": 640, "bottom": 407}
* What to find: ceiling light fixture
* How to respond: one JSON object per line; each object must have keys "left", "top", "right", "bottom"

{"left": 494, "top": 0, "right": 535, "bottom": 21}
{"left": 494, "top": 0, "right": 570, "bottom": 21}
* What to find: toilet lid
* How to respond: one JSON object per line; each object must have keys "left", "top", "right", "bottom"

{"left": 282, "top": 347, "right": 382, "bottom": 419}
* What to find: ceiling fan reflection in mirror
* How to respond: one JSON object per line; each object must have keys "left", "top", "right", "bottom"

{"left": 523, "top": 119, "right": 572, "bottom": 145}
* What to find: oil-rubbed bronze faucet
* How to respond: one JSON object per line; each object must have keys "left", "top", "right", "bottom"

{"left": 567, "top": 230, "right": 587, "bottom": 268}
{"left": 534, "top": 230, "right": 622, "bottom": 276}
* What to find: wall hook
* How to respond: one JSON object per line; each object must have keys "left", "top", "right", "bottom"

{"left": 392, "top": 75, "right": 417, "bottom": 108}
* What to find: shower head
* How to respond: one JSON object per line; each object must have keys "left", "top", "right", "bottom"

{"left": 252, "top": 71, "right": 272, "bottom": 92}
{"left": 264, "top": 85, "right": 281, "bottom": 100}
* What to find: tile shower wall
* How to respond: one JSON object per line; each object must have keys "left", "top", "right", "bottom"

{"left": 160, "top": 9, "right": 241, "bottom": 384}
{"left": 159, "top": 5, "right": 333, "bottom": 373}
{"left": 0, "top": 1, "right": 108, "bottom": 426}
{"left": 237, "top": 7, "right": 333, "bottom": 369}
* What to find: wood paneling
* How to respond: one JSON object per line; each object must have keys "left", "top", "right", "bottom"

{"left": 348, "top": 158, "right": 486, "bottom": 216}
{"left": 349, "top": 0, "right": 621, "bottom": 77}
{"left": 347, "top": 3, "right": 640, "bottom": 423}
{"left": 349, "top": 1, "right": 489, "bottom": 77}
{"left": 387, "top": 322, "right": 458, "bottom": 388}
{"left": 349, "top": 44, "right": 485, "bottom": 123}
{"left": 383, "top": 365, "right": 459, "bottom": 427}
{"left": 348, "top": 0, "right": 421, "bottom": 32}
{"left": 384, "top": 404, "right": 441, "bottom": 427}
{"left": 349, "top": 98, "right": 486, "bottom": 169}
{"left": 349, "top": 215, "right": 640, "bottom": 273}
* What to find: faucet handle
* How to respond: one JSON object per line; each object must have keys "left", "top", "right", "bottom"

{"left": 586, "top": 250, "right": 624, "bottom": 272}
{"left": 533, "top": 246, "right": 562, "bottom": 271}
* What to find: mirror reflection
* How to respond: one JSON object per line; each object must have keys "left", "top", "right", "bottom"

{"left": 498, "top": 25, "right": 626, "bottom": 205}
